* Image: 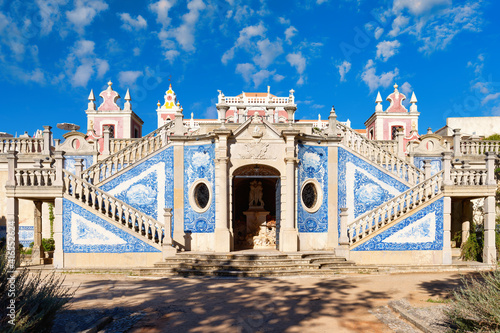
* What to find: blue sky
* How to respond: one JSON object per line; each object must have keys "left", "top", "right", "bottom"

{"left": 1, "top": 0, "right": 499, "bottom": 139}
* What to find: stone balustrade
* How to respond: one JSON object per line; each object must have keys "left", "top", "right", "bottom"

{"left": 347, "top": 171, "right": 444, "bottom": 246}
{"left": 337, "top": 122, "right": 424, "bottom": 184}
{"left": 14, "top": 168, "right": 56, "bottom": 186}
{"left": 84, "top": 122, "right": 173, "bottom": 183}
{"left": 63, "top": 169, "right": 164, "bottom": 248}
{"left": 460, "top": 140, "right": 500, "bottom": 155}
{"left": 0, "top": 138, "right": 44, "bottom": 154}
{"left": 109, "top": 138, "right": 140, "bottom": 154}
{"left": 450, "top": 168, "right": 487, "bottom": 186}
{"left": 375, "top": 140, "right": 398, "bottom": 154}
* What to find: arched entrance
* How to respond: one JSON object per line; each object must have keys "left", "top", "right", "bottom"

{"left": 232, "top": 164, "right": 281, "bottom": 250}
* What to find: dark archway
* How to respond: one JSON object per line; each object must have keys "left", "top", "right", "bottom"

{"left": 232, "top": 165, "right": 281, "bottom": 251}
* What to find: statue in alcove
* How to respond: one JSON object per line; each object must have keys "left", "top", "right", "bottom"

{"left": 249, "top": 180, "right": 264, "bottom": 207}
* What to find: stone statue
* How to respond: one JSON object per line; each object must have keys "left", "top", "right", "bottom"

{"left": 249, "top": 180, "right": 264, "bottom": 207}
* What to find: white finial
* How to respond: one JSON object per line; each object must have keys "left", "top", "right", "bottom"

{"left": 88, "top": 89, "right": 96, "bottom": 110}
{"left": 108, "top": 81, "right": 113, "bottom": 87}
{"left": 124, "top": 89, "right": 132, "bottom": 111}
{"left": 318, "top": 114, "right": 321, "bottom": 121}
{"left": 410, "top": 92, "right": 418, "bottom": 113}
{"left": 393, "top": 83, "right": 398, "bottom": 91}
{"left": 375, "top": 91, "right": 383, "bottom": 112}
{"left": 267, "top": 86, "right": 270, "bottom": 94}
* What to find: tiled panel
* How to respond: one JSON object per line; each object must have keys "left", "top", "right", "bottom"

{"left": 100, "top": 147, "right": 174, "bottom": 221}
{"left": 338, "top": 147, "right": 409, "bottom": 230}
{"left": 19, "top": 226, "right": 34, "bottom": 247}
{"left": 183, "top": 144, "right": 216, "bottom": 233}
{"left": 297, "top": 145, "right": 328, "bottom": 232}
{"left": 62, "top": 199, "right": 160, "bottom": 253}
{"left": 353, "top": 198, "right": 444, "bottom": 251}
{"left": 413, "top": 157, "right": 442, "bottom": 176}
{"left": 64, "top": 155, "right": 93, "bottom": 174}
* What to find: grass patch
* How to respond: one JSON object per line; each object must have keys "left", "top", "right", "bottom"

{"left": 426, "top": 298, "right": 450, "bottom": 304}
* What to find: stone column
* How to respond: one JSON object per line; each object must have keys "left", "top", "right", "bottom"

{"left": 102, "top": 126, "right": 110, "bottom": 156}
{"left": 442, "top": 151, "right": 453, "bottom": 186}
{"left": 6, "top": 151, "right": 19, "bottom": 266}
{"left": 423, "top": 160, "right": 432, "bottom": 179}
{"left": 442, "top": 196, "right": 452, "bottom": 264}
{"left": 453, "top": 129, "right": 461, "bottom": 157}
{"left": 280, "top": 130, "right": 299, "bottom": 252}
{"left": 42, "top": 125, "right": 52, "bottom": 155}
{"left": 327, "top": 106, "right": 337, "bottom": 137}
{"left": 53, "top": 151, "right": 65, "bottom": 187}
{"left": 31, "top": 201, "right": 45, "bottom": 265}
{"left": 216, "top": 105, "right": 229, "bottom": 128}
{"left": 74, "top": 158, "right": 83, "bottom": 178}
{"left": 483, "top": 195, "right": 497, "bottom": 264}
{"left": 396, "top": 130, "right": 405, "bottom": 158}
{"left": 461, "top": 221, "right": 470, "bottom": 247}
{"left": 327, "top": 143, "right": 339, "bottom": 250}
{"left": 336, "top": 208, "right": 350, "bottom": 259}
{"left": 171, "top": 138, "right": 185, "bottom": 250}
{"left": 214, "top": 129, "right": 231, "bottom": 252}
{"left": 52, "top": 197, "right": 64, "bottom": 268}
{"left": 485, "top": 152, "right": 496, "bottom": 186}
{"left": 162, "top": 208, "right": 177, "bottom": 259}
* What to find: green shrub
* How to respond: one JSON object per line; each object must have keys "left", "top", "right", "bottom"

{"left": 0, "top": 250, "right": 74, "bottom": 332}
{"left": 42, "top": 238, "right": 55, "bottom": 252}
{"left": 461, "top": 222, "right": 483, "bottom": 262}
{"left": 484, "top": 134, "right": 500, "bottom": 141}
{"left": 445, "top": 270, "right": 500, "bottom": 332}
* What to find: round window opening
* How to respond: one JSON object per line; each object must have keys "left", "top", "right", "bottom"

{"left": 302, "top": 183, "right": 317, "bottom": 209}
{"left": 194, "top": 183, "right": 210, "bottom": 209}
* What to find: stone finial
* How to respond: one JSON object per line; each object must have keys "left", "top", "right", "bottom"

{"left": 87, "top": 89, "right": 96, "bottom": 110}
{"left": 124, "top": 89, "right": 132, "bottom": 111}
{"left": 98, "top": 81, "right": 121, "bottom": 111}
{"left": 427, "top": 127, "right": 432, "bottom": 134}
{"left": 410, "top": 92, "right": 418, "bottom": 113}
{"left": 375, "top": 91, "right": 383, "bottom": 112}
{"left": 328, "top": 106, "right": 337, "bottom": 137}
{"left": 157, "top": 100, "right": 161, "bottom": 108}
{"left": 393, "top": 83, "right": 399, "bottom": 92}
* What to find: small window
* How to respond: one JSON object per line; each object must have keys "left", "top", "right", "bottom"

{"left": 104, "top": 124, "right": 115, "bottom": 138}
{"left": 194, "top": 183, "right": 210, "bottom": 209}
{"left": 391, "top": 126, "right": 403, "bottom": 140}
{"left": 302, "top": 183, "right": 317, "bottom": 209}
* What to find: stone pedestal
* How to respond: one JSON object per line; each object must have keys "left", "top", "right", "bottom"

{"left": 243, "top": 206, "right": 271, "bottom": 248}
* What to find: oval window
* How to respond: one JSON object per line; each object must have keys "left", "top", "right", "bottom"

{"left": 194, "top": 183, "right": 210, "bottom": 209}
{"left": 302, "top": 182, "right": 317, "bottom": 209}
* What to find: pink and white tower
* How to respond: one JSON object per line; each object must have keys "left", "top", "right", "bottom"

{"left": 156, "top": 84, "right": 182, "bottom": 127}
{"left": 364, "top": 84, "right": 420, "bottom": 141}
{"left": 86, "top": 81, "right": 143, "bottom": 139}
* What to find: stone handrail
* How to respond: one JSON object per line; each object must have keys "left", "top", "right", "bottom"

{"left": 83, "top": 122, "right": 173, "bottom": 184}
{"left": 460, "top": 140, "right": 500, "bottom": 155}
{"left": 63, "top": 170, "right": 163, "bottom": 249}
{"left": 347, "top": 171, "right": 444, "bottom": 246}
{"left": 0, "top": 138, "right": 44, "bottom": 154}
{"left": 375, "top": 140, "right": 397, "bottom": 154}
{"left": 337, "top": 122, "right": 424, "bottom": 185}
{"left": 109, "top": 138, "right": 140, "bottom": 154}
{"left": 450, "top": 168, "right": 487, "bottom": 186}
{"left": 14, "top": 168, "right": 56, "bottom": 186}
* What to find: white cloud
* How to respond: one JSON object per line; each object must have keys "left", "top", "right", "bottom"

{"left": 73, "top": 40, "right": 95, "bottom": 58}
{"left": 286, "top": 52, "right": 306, "bottom": 74}
{"left": 35, "top": 0, "right": 65, "bottom": 35}
{"left": 173, "top": 0, "right": 206, "bottom": 52}
{"left": 392, "top": 0, "right": 451, "bottom": 16}
{"left": 273, "top": 74, "right": 285, "bottom": 82}
{"left": 133, "top": 47, "right": 141, "bottom": 56}
{"left": 221, "top": 22, "right": 266, "bottom": 64}
{"left": 376, "top": 40, "right": 401, "bottom": 61}
{"left": 337, "top": 60, "right": 351, "bottom": 82}
{"left": 473, "top": 82, "right": 489, "bottom": 95}
{"left": 374, "top": 27, "right": 384, "bottom": 39}
{"left": 118, "top": 70, "right": 143, "bottom": 87}
{"left": 388, "top": 15, "right": 409, "bottom": 36}
{"left": 400, "top": 81, "right": 412, "bottom": 96}
{"left": 72, "top": 63, "right": 94, "bottom": 87}
{"left": 278, "top": 17, "right": 290, "bottom": 25}
{"left": 235, "top": 63, "right": 256, "bottom": 82}
{"left": 118, "top": 13, "right": 147, "bottom": 31}
{"left": 297, "top": 76, "right": 304, "bottom": 86}
{"left": 317, "top": 0, "right": 328, "bottom": 4}
{"left": 482, "top": 93, "right": 500, "bottom": 105}
{"left": 361, "top": 59, "right": 399, "bottom": 92}
{"left": 96, "top": 59, "right": 109, "bottom": 78}
{"left": 285, "top": 26, "right": 297, "bottom": 44}
{"left": 66, "top": 0, "right": 109, "bottom": 34}
{"left": 165, "top": 49, "right": 180, "bottom": 62}
{"left": 252, "top": 69, "right": 275, "bottom": 87}
{"left": 252, "top": 39, "right": 283, "bottom": 68}
{"left": 149, "top": 0, "right": 175, "bottom": 27}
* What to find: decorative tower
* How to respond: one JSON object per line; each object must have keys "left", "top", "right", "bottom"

{"left": 156, "top": 84, "right": 181, "bottom": 128}
{"left": 85, "top": 81, "right": 144, "bottom": 139}
{"left": 364, "top": 84, "right": 420, "bottom": 141}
